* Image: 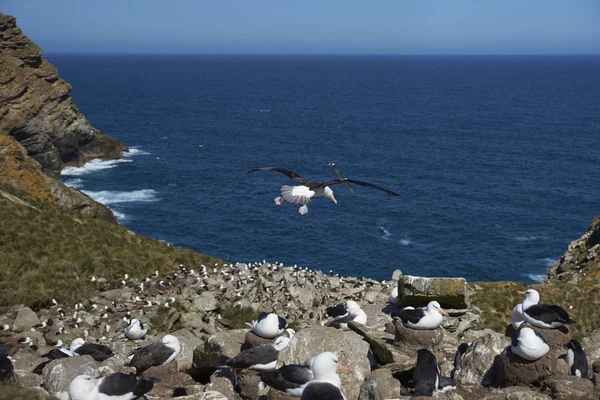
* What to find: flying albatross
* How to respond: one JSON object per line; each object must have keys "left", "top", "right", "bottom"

{"left": 248, "top": 166, "right": 400, "bottom": 215}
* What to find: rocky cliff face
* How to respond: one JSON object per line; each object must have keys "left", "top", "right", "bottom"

{"left": 547, "top": 216, "right": 600, "bottom": 284}
{"left": 0, "top": 12, "right": 126, "bottom": 178}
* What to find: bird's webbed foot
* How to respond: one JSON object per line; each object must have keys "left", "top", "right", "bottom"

{"left": 298, "top": 205, "right": 308, "bottom": 215}
{"left": 274, "top": 197, "right": 285, "bottom": 206}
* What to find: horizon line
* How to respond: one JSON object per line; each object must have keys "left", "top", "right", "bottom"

{"left": 44, "top": 52, "right": 600, "bottom": 57}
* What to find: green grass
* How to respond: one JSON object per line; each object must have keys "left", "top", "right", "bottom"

{"left": 0, "top": 183, "right": 224, "bottom": 309}
{"left": 220, "top": 306, "right": 262, "bottom": 329}
{"left": 469, "top": 280, "right": 600, "bottom": 339}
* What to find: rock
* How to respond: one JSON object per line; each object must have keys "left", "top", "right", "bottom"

{"left": 454, "top": 331, "right": 509, "bottom": 386}
{"left": 398, "top": 275, "right": 468, "bottom": 309}
{"left": 393, "top": 320, "right": 444, "bottom": 354}
{"left": 278, "top": 327, "right": 371, "bottom": 400}
{"left": 268, "top": 388, "right": 298, "bottom": 400}
{"left": 493, "top": 348, "right": 559, "bottom": 388}
{"left": 12, "top": 307, "right": 40, "bottom": 332}
{"left": 483, "top": 386, "right": 552, "bottom": 399}
{"left": 540, "top": 376, "right": 595, "bottom": 400}
{"left": 347, "top": 321, "right": 414, "bottom": 370}
{"left": 142, "top": 361, "right": 196, "bottom": 398}
{"left": 42, "top": 355, "right": 99, "bottom": 395}
{"left": 357, "top": 368, "right": 401, "bottom": 400}
{"left": 241, "top": 330, "right": 276, "bottom": 350}
{"left": 172, "top": 329, "right": 203, "bottom": 373}
{"left": 362, "top": 303, "right": 394, "bottom": 331}
{"left": 14, "top": 369, "right": 43, "bottom": 388}
{"left": 205, "top": 373, "right": 242, "bottom": 400}
{"left": 582, "top": 330, "right": 600, "bottom": 369}
{"left": 177, "top": 391, "right": 230, "bottom": 400}
{"left": 237, "top": 369, "right": 262, "bottom": 400}
{"left": 192, "top": 329, "right": 246, "bottom": 379}
{"left": 192, "top": 292, "right": 218, "bottom": 312}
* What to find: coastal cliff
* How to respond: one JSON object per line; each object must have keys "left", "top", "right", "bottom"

{"left": 0, "top": 12, "right": 125, "bottom": 220}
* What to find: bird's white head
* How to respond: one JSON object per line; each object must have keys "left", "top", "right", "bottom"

{"left": 518, "top": 327, "right": 538, "bottom": 341}
{"left": 69, "top": 338, "right": 85, "bottom": 352}
{"left": 324, "top": 186, "right": 337, "bottom": 204}
{"left": 68, "top": 375, "right": 97, "bottom": 400}
{"left": 519, "top": 289, "right": 540, "bottom": 307}
{"left": 346, "top": 300, "right": 361, "bottom": 311}
{"left": 427, "top": 301, "right": 449, "bottom": 317}
{"left": 162, "top": 334, "right": 181, "bottom": 352}
{"left": 310, "top": 352, "right": 351, "bottom": 385}
{"left": 272, "top": 336, "right": 291, "bottom": 351}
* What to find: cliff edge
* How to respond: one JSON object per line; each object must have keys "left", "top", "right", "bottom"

{"left": 0, "top": 12, "right": 126, "bottom": 177}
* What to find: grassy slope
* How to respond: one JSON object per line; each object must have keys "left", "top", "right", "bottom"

{"left": 0, "top": 183, "right": 223, "bottom": 309}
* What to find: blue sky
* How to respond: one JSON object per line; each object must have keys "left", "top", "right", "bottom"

{"left": 3, "top": 0, "right": 599, "bottom": 54}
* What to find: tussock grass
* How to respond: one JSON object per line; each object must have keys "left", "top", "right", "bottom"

{"left": 469, "top": 280, "right": 600, "bottom": 339}
{"left": 0, "top": 184, "right": 223, "bottom": 309}
{"left": 220, "top": 306, "right": 262, "bottom": 329}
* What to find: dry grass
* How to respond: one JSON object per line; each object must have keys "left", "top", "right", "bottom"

{"left": 0, "top": 183, "right": 223, "bottom": 309}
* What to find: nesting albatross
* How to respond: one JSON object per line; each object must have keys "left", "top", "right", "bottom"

{"left": 248, "top": 167, "right": 399, "bottom": 215}
{"left": 69, "top": 373, "right": 158, "bottom": 400}
{"left": 128, "top": 334, "right": 180, "bottom": 375}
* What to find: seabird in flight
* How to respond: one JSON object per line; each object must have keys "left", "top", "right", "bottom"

{"left": 248, "top": 167, "right": 399, "bottom": 215}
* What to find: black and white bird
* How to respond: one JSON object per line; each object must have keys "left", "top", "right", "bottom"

{"left": 293, "top": 352, "right": 350, "bottom": 399}
{"left": 245, "top": 312, "right": 287, "bottom": 339}
{"left": 226, "top": 336, "right": 291, "bottom": 371}
{"left": 128, "top": 334, "right": 180, "bottom": 375}
{"left": 413, "top": 349, "right": 455, "bottom": 396}
{"left": 393, "top": 301, "right": 449, "bottom": 330}
{"left": 566, "top": 339, "right": 588, "bottom": 378}
{"left": 510, "top": 327, "right": 549, "bottom": 361}
{"left": 68, "top": 373, "right": 158, "bottom": 400}
{"left": 451, "top": 343, "right": 470, "bottom": 379}
{"left": 325, "top": 300, "right": 367, "bottom": 330}
{"left": 124, "top": 319, "right": 147, "bottom": 340}
{"left": 0, "top": 351, "right": 14, "bottom": 383}
{"left": 519, "top": 289, "right": 576, "bottom": 329}
{"left": 248, "top": 167, "right": 399, "bottom": 215}
{"left": 258, "top": 362, "right": 313, "bottom": 393}
{"left": 33, "top": 347, "right": 74, "bottom": 375}
{"left": 69, "top": 338, "right": 114, "bottom": 362}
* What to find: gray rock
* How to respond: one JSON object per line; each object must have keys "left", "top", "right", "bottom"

{"left": 13, "top": 307, "right": 40, "bottom": 332}
{"left": 398, "top": 275, "right": 468, "bottom": 309}
{"left": 205, "top": 374, "right": 242, "bottom": 400}
{"left": 177, "top": 391, "right": 230, "bottom": 400}
{"left": 347, "top": 321, "right": 414, "bottom": 370}
{"left": 454, "top": 331, "right": 509, "bottom": 386}
{"left": 393, "top": 320, "right": 444, "bottom": 355}
{"left": 541, "top": 375, "right": 595, "bottom": 400}
{"left": 192, "top": 329, "right": 246, "bottom": 379}
{"left": 278, "top": 327, "right": 371, "bottom": 400}
{"left": 42, "top": 355, "right": 99, "bottom": 395}
{"left": 357, "top": 369, "right": 401, "bottom": 400}
{"left": 172, "top": 328, "right": 203, "bottom": 373}
{"left": 483, "top": 387, "right": 552, "bottom": 400}
{"left": 493, "top": 348, "right": 559, "bottom": 388}
{"left": 142, "top": 361, "right": 196, "bottom": 398}
{"left": 192, "top": 292, "right": 218, "bottom": 312}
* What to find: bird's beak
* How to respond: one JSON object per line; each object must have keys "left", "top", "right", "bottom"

{"left": 337, "top": 364, "right": 351, "bottom": 374}
{"left": 517, "top": 291, "right": 526, "bottom": 296}
{"left": 93, "top": 378, "right": 99, "bottom": 386}
{"left": 331, "top": 195, "right": 338, "bottom": 204}
{"left": 440, "top": 309, "right": 450, "bottom": 317}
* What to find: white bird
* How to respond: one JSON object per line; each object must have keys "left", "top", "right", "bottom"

{"left": 246, "top": 312, "right": 287, "bottom": 339}
{"left": 69, "top": 373, "right": 157, "bottom": 400}
{"left": 248, "top": 167, "right": 399, "bottom": 215}
{"left": 520, "top": 289, "right": 576, "bottom": 329}
{"left": 510, "top": 327, "right": 549, "bottom": 361}
{"left": 128, "top": 334, "right": 180, "bottom": 375}
{"left": 393, "top": 301, "right": 449, "bottom": 330}
{"left": 287, "top": 351, "right": 350, "bottom": 398}
{"left": 325, "top": 300, "right": 367, "bottom": 330}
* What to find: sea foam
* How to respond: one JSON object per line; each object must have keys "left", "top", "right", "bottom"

{"left": 61, "top": 158, "right": 133, "bottom": 176}
{"left": 81, "top": 189, "right": 158, "bottom": 205}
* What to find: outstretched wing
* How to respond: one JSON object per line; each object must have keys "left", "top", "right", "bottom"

{"left": 321, "top": 179, "right": 400, "bottom": 196}
{"left": 248, "top": 167, "right": 311, "bottom": 186}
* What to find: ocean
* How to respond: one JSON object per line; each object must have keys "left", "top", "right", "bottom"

{"left": 49, "top": 54, "right": 600, "bottom": 283}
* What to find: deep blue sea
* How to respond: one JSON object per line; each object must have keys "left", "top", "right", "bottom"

{"left": 48, "top": 54, "right": 600, "bottom": 283}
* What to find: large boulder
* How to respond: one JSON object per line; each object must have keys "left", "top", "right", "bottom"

{"left": 42, "top": 355, "right": 99, "bottom": 396}
{"left": 397, "top": 274, "right": 468, "bottom": 309}
{"left": 347, "top": 322, "right": 414, "bottom": 370}
{"left": 12, "top": 307, "right": 40, "bottom": 332}
{"left": 191, "top": 329, "right": 246, "bottom": 379}
{"left": 483, "top": 387, "right": 552, "bottom": 400}
{"left": 277, "top": 327, "right": 371, "bottom": 400}
{"left": 492, "top": 348, "right": 563, "bottom": 388}
{"left": 172, "top": 329, "right": 203, "bottom": 373}
{"left": 191, "top": 292, "right": 218, "bottom": 312}
{"left": 357, "top": 368, "right": 401, "bottom": 400}
{"left": 540, "top": 376, "right": 595, "bottom": 400}
{"left": 141, "top": 361, "right": 196, "bottom": 398}
{"left": 454, "top": 331, "right": 509, "bottom": 386}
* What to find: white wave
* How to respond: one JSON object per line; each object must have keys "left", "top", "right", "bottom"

{"left": 400, "top": 239, "right": 412, "bottom": 246}
{"left": 110, "top": 209, "right": 127, "bottom": 221}
{"left": 541, "top": 257, "right": 557, "bottom": 267}
{"left": 81, "top": 189, "right": 158, "bottom": 205}
{"left": 526, "top": 274, "right": 546, "bottom": 283}
{"left": 61, "top": 158, "right": 133, "bottom": 176}
{"left": 125, "top": 147, "right": 150, "bottom": 156}
{"left": 63, "top": 178, "right": 84, "bottom": 188}
{"left": 514, "top": 235, "right": 547, "bottom": 242}
{"left": 379, "top": 227, "right": 392, "bottom": 241}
